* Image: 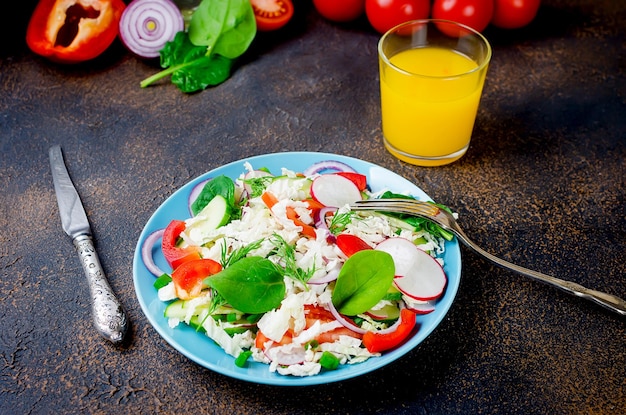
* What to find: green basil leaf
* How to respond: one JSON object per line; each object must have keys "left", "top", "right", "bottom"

{"left": 331, "top": 250, "right": 395, "bottom": 316}
{"left": 204, "top": 256, "right": 285, "bottom": 314}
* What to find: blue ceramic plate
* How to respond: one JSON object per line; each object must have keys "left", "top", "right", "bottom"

{"left": 133, "top": 152, "right": 461, "bottom": 386}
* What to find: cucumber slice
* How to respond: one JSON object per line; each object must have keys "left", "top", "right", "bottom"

{"left": 164, "top": 299, "right": 188, "bottom": 319}
{"left": 196, "top": 195, "right": 231, "bottom": 228}
{"left": 185, "top": 195, "right": 231, "bottom": 238}
{"left": 164, "top": 299, "right": 209, "bottom": 317}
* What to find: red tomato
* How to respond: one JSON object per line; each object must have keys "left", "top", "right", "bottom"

{"left": 491, "top": 0, "right": 541, "bottom": 29}
{"left": 171, "top": 258, "right": 222, "bottom": 300}
{"left": 365, "top": 0, "right": 430, "bottom": 35}
{"left": 250, "top": 0, "right": 294, "bottom": 31}
{"left": 431, "top": 0, "right": 494, "bottom": 33}
{"left": 313, "top": 0, "right": 365, "bottom": 22}
{"left": 336, "top": 234, "right": 372, "bottom": 257}
{"left": 161, "top": 220, "right": 201, "bottom": 270}
{"left": 304, "top": 305, "right": 362, "bottom": 344}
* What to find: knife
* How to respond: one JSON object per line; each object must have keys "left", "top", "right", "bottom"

{"left": 49, "top": 145, "right": 128, "bottom": 344}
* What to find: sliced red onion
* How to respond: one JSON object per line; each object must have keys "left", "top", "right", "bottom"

{"left": 141, "top": 228, "right": 166, "bottom": 276}
{"left": 327, "top": 301, "right": 367, "bottom": 335}
{"left": 119, "top": 0, "right": 184, "bottom": 59}
{"left": 314, "top": 207, "right": 336, "bottom": 230}
{"left": 302, "top": 160, "right": 357, "bottom": 176}
{"left": 307, "top": 268, "right": 339, "bottom": 285}
{"left": 188, "top": 178, "right": 209, "bottom": 215}
{"left": 264, "top": 344, "right": 306, "bottom": 366}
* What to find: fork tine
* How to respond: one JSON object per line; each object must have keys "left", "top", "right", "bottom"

{"left": 353, "top": 199, "right": 441, "bottom": 217}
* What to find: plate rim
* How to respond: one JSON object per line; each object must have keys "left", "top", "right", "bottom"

{"left": 132, "top": 151, "right": 461, "bottom": 386}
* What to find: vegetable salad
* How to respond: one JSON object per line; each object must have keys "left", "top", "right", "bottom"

{"left": 147, "top": 162, "right": 450, "bottom": 377}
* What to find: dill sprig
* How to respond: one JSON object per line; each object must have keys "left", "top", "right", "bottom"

{"left": 269, "top": 233, "right": 315, "bottom": 285}
{"left": 328, "top": 211, "right": 360, "bottom": 235}
{"left": 220, "top": 238, "right": 264, "bottom": 268}
{"left": 242, "top": 175, "right": 276, "bottom": 198}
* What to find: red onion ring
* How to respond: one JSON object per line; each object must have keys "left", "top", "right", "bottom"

{"left": 307, "top": 268, "right": 339, "bottom": 285}
{"left": 141, "top": 228, "right": 166, "bottom": 276}
{"left": 327, "top": 301, "right": 410, "bottom": 335}
{"left": 302, "top": 160, "right": 357, "bottom": 176}
{"left": 264, "top": 345, "right": 306, "bottom": 366}
{"left": 327, "top": 301, "right": 367, "bottom": 335}
{"left": 188, "top": 178, "right": 209, "bottom": 215}
{"left": 119, "top": 0, "right": 184, "bottom": 59}
{"left": 314, "top": 207, "right": 336, "bottom": 230}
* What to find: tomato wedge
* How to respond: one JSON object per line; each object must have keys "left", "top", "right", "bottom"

{"left": 171, "top": 258, "right": 222, "bottom": 300}
{"left": 336, "top": 234, "right": 372, "bottom": 257}
{"left": 162, "top": 220, "right": 201, "bottom": 270}
{"left": 250, "top": 0, "right": 294, "bottom": 31}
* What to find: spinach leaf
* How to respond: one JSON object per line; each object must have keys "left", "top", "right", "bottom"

{"left": 331, "top": 250, "right": 395, "bottom": 316}
{"left": 191, "top": 175, "right": 236, "bottom": 216}
{"left": 140, "top": 0, "right": 256, "bottom": 93}
{"left": 140, "top": 31, "right": 233, "bottom": 93}
{"left": 204, "top": 256, "right": 285, "bottom": 314}
{"left": 189, "top": 0, "right": 256, "bottom": 59}
{"left": 171, "top": 53, "right": 233, "bottom": 93}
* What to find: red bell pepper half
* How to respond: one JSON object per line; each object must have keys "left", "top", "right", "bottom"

{"left": 26, "top": 0, "right": 126, "bottom": 63}
{"left": 362, "top": 308, "right": 417, "bottom": 353}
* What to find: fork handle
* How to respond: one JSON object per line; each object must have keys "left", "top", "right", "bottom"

{"left": 457, "top": 233, "right": 626, "bottom": 316}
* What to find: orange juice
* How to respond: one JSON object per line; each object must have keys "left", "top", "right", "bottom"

{"left": 380, "top": 46, "right": 488, "bottom": 166}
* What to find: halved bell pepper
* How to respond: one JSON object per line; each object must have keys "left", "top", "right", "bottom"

{"left": 26, "top": 0, "right": 126, "bottom": 63}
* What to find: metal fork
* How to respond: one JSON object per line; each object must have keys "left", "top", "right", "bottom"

{"left": 351, "top": 198, "right": 626, "bottom": 316}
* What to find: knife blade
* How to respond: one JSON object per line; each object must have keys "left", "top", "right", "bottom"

{"left": 49, "top": 145, "right": 128, "bottom": 344}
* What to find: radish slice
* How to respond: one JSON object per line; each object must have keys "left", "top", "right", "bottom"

{"left": 376, "top": 238, "right": 447, "bottom": 301}
{"left": 303, "top": 160, "right": 357, "bottom": 176}
{"left": 366, "top": 304, "right": 401, "bottom": 321}
{"left": 119, "top": 0, "right": 184, "bottom": 59}
{"left": 406, "top": 300, "right": 436, "bottom": 315}
{"left": 310, "top": 174, "right": 362, "bottom": 207}
{"left": 141, "top": 228, "right": 166, "bottom": 276}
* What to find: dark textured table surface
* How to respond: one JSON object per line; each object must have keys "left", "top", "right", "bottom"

{"left": 1, "top": 0, "right": 624, "bottom": 414}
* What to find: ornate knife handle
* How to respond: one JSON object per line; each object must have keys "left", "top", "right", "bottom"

{"left": 73, "top": 235, "right": 128, "bottom": 344}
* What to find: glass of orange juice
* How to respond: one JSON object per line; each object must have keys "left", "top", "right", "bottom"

{"left": 378, "top": 20, "right": 492, "bottom": 166}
